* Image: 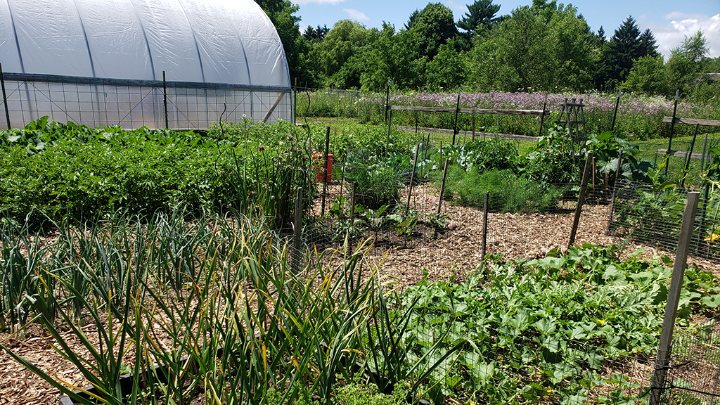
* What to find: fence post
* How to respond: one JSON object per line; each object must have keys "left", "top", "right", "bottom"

{"left": 538, "top": 92, "right": 548, "bottom": 138}
{"left": 406, "top": 144, "right": 420, "bottom": 216}
{"left": 665, "top": 90, "right": 679, "bottom": 177}
{"left": 649, "top": 192, "right": 700, "bottom": 405}
{"left": 292, "top": 187, "right": 304, "bottom": 274}
{"left": 481, "top": 191, "right": 489, "bottom": 260}
{"left": 452, "top": 86, "right": 461, "bottom": 145}
{"left": 568, "top": 152, "right": 593, "bottom": 248}
{"left": 162, "top": 71, "right": 169, "bottom": 129}
{"left": 610, "top": 88, "right": 622, "bottom": 131}
{"left": 606, "top": 150, "right": 623, "bottom": 236}
{"left": 321, "top": 126, "right": 330, "bottom": 216}
{"left": 437, "top": 158, "right": 450, "bottom": 214}
{"left": 0, "top": 63, "right": 11, "bottom": 129}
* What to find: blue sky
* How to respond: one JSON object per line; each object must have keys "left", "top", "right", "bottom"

{"left": 295, "top": 0, "right": 720, "bottom": 58}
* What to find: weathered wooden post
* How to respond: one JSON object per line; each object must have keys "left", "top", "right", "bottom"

{"left": 665, "top": 90, "right": 680, "bottom": 176}
{"left": 649, "top": 192, "right": 700, "bottom": 405}
{"left": 452, "top": 86, "right": 461, "bottom": 145}
{"left": 568, "top": 152, "right": 593, "bottom": 248}
{"left": 538, "top": 92, "right": 548, "bottom": 138}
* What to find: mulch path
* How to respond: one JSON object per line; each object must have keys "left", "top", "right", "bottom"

{"left": 3, "top": 183, "right": 720, "bottom": 404}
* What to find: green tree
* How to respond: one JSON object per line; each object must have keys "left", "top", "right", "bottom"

{"left": 426, "top": 38, "right": 467, "bottom": 90}
{"left": 623, "top": 55, "right": 670, "bottom": 95}
{"left": 594, "top": 16, "right": 655, "bottom": 90}
{"left": 665, "top": 31, "right": 711, "bottom": 94}
{"left": 407, "top": 3, "right": 458, "bottom": 60}
{"left": 457, "top": 0, "right": 504, "bottom": 37}
{"left": 306, "top": 20, "right": 372, "bottom": 88}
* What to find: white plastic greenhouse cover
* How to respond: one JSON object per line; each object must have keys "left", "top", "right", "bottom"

{"left": 0, "top": 0, "right": 291, "bottom": 88}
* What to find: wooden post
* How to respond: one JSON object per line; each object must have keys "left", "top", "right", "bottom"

{"left": 406, "top": 144, "right": 420, "bottom": 216}
{"left": 568, "top": 152, "right": 593, "bottom": 248}
{"left": 538, "top": 92, "right": 548, "bottom": 138}
{"left": 649, "top": 192, "right": 700, "bottom": 405}
{"left": 472, "top": 115, "right": 476, "bottom": 142}
{"left": 452, "top": 86, "right": 461, "bottom": 145}
{"left": 292, "top": 187, "right": 304, "bottom": 274}
{"left": 611, "top": 88, "right": 622, "bottom": 131}
{"left": 162, "top": 71, "right": 169, "bottom": 129}
{"left": 321, "top": 126, "right": 330, "bottom": 216}
{"left": 437, "top": 158, "right": 450, "bottom": 214}
{"left": 606, "top": 150, "right": 623, "bottom": 236}
{"left": 481, "top": 191, "right": 489, "bottom": 260}
{"left": 680, "top": 124, "right": 700, "bottom": 188}
{"left": 0, "top": 63, "right": 10, "bottom": 129}
{"left": 665, "top": 90, "right": 679, "bottom": 177}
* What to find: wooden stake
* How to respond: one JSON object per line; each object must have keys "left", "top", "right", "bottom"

{"left": 568, "top": 152, "right": 593, "bottom": 248}
{"left": 472, "top": 115, "right": 476, "bottom": 142}
{"left": 649, "top": 192, "right": 700, "bottom": 405}
{"left": 665, "top": 90, "right": 679, "bottom": 176}
{"left": 437, "top": 158, "right": 450, "bottom": 214}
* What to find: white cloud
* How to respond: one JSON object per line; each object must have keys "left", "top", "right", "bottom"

{"left": 643, "top": 13, "right": 720, "bottom": 59}
{"left": 343, "top": 8, "right": 369, "bottom": 22}
{"left": 294, "top": 0, "right": 346, "bottom": 4}
{"left": 446, "top": 0, "right": 467, "bottom": 13}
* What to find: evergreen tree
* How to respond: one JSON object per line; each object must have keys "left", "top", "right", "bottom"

{"left": 457, "top": 0, "right": 503, "bottom": 37}
{"left": 303, "top": 25, "right": 329, "bottom": 42}
{"left": 596, "top": 26, "right": 606, "bottom": 45}
{"left": 595, "top": 16, "right": 651, "bottom": 89}
{"left": 638, "top": 28, "right": 659, "bottom": 58}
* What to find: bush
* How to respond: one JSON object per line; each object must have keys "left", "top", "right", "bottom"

{"left": 439, "top": 167, "right": 565, "bottom": 213}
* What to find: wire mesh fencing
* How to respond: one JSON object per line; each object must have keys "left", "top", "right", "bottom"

{"left": 609, "top": 179, "right": 720, "bottom": 262}
{"left": 0, "top": 74, "right": 292, "bottom": 130}
{"left": 659, "top": 313, "right": 720, "bottom": 403}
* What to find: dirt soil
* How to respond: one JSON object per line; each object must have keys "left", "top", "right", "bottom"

{"left": 3, "top": 183, "right": 720, "bottom": 404}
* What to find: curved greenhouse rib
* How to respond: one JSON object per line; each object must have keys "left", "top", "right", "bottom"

{"left": 174, "top": 0, "right": 206, "bottom": 83}
{"left": 128, "top": 0, "right": 157, "bottom": 81}
{"left": 4, "top": 0, "right": 25, "bottom": 73}
{"left": 70, "top": 0, "right": 96, "bottom": 77}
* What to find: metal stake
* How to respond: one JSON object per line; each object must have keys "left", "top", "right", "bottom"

{"left": 406, "top": 143, "right": 420, "bottom": 215}
{"left": 452, "top": 86, "right": 461, "bottom": 145}
{"left": 649, "top": 192, "right": 700, "bottom": 405}
{"left": 538, "top": 92, "right": 548, "bottom": 138}
{"left": 665, "top": 90, "right": 679, "bottom": 177}
{"left": 437, "top": 158, "right": 450, "bottom": 214}
{"left": 481, "top": 191, "right": 489, "bottom": 260}
{"left": 610, "top": 88, "right": 622, "bottom": 131}
{"left": 162, "top": 71, "right": 169, "bottom": 129}
{"left": 606, "top": 150, "right": 623, "bottom": 236}
{"left": 292, "top": 187, "right": 303, "bottom": 274}
{"left": 321, "top": 126, "right": 330, "bottom": 216}
{"left": 0, "top": 63, "right": 10, "bottom": 129}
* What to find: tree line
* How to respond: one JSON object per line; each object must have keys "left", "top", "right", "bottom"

{"left": 256, "top": 0, "right": 720, "bottom": 101}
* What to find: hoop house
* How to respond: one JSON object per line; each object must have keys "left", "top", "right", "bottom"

{"left": 0, "top": 0, "right": 293, "bottom": 129}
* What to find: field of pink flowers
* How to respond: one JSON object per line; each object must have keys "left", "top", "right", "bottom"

{"left": 298, "top": 89, "right": 720, "bottom": 140}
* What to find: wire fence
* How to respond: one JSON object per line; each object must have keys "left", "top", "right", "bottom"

{"left": 0, "top": 74, "right": 293, "bottom": 130}
{"left": 660, "top": 313, "right": 720, "bottom": 403}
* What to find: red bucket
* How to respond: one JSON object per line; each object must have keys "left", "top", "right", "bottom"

{"left": 312, "top": 152, "right": 333, "bottom": 182}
